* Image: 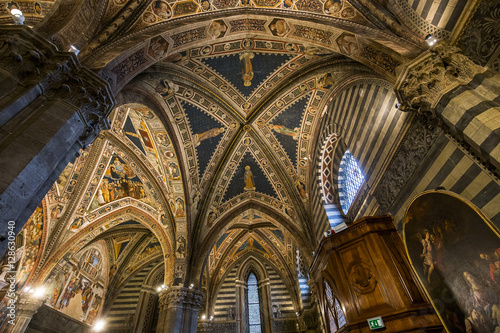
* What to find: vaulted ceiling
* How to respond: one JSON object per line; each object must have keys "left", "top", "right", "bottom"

{"left": 6, "top": 0, "right": 467, "bottom": 309}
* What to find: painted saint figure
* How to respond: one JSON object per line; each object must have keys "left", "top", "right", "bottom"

{"left": 244, "top": 166, "right": 255, "bottom": 191}
{"left": 239, "top": 51, "right": 254, "bottom": 87}
{"left": 193, "top": 127, "right": 225, "bottom": 146}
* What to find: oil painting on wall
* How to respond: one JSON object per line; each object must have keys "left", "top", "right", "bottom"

{"left": 404, "top": 190, "right": 500, "bottom": 333}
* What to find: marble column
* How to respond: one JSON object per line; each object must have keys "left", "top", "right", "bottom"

{"left": 156, "top": 287, "right": 204, "bottom": 333}
{"left": 395, "top": 41, "right": 500, "bottom": 172}
{"left": 0, "top": 25, "right": 115, "bottom": 256}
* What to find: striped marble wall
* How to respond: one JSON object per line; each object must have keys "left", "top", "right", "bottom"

{"left": 311, "top": 79, "right": 411, "bottom": 242}
{"left": 106, "top": 262, "right": 157, "bottom": 331}
{"left": 386, "top": 134, "right": 500, "bottom": 229}
{"left": 395, "top": 0, "right": 467, "bottom": 39}
{"left": 211, "top": 262, "right": 300, "bottom": 332}
{"left": 436, "top": 70, "right": 500, "bottom": 171}
{"left": 265, "top": 263, "right": 295, "bottom": 318}
{"left": 213, "top": 264, "right": 238, "bottom": 321}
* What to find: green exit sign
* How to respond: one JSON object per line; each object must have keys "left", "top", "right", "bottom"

{"left": 367, "top": 316, "right": 385, "bottom": 330}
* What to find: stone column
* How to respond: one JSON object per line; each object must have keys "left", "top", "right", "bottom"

{"left": 8, "top": 292, "right": 44, "bottom": 333}
{"left": 257, "top": 278, "right": 272, "bottom": 333}
{"left": 235, "top": 279, "right": 245, "bottom": 333}
{"left": 395, "top": 41, "right": 500, "bottom": 172}
{"left": 156, "top": 287, "right": 204, "bottom": 333}
{"left": 0, "top": 25, "right": 114, "bottom": 256}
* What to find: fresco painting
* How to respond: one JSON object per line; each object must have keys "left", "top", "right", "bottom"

{"left": 45, "top": 248, "right": 105, "bottom": 324}
{"left": 404, "top": 190, "right": 500, "bottom": 333}
{"left": 0, "top": 205, "right": 45, "bottom": 291}
{"left": 89, "top": 154, "right": 152, "bottom": 211}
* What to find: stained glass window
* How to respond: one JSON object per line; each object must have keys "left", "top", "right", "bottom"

{"left": 324, "top": 280, "right": 347, "bottom": 332}
{"left": 247, "top": 273, "right": 262, "bottom": 333}
{"left": 339, "top": 149, "right": 364, "bottom": 214}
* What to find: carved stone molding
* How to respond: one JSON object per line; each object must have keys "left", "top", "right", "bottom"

{"left": 0, "top": 25, "right": 115, "bottom": 149}
{"left": 373, "top": 115, "right": 443, "bottom": 213}
{"left": 197, "top": 320, "right": 213, "bottom": 332}
{"left": 159, "top": 287, "right": 204, "bottom": 310}
{"left": 14, "top": 293, "right": 45, "bottom": 318}
{"left": 395, "top": 41, "right": 485, "bottom": 117}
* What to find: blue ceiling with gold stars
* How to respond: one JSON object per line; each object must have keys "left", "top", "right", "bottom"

{"left": 201, "top": 53, "right": 294, "bottom": 98}
{"left": 223, "top": 152, "right": 278, "bottom": 201}
{"left": 182, "top": 100, "right": 226, "bottom": 179}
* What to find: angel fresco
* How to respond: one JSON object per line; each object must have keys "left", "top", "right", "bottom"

{"left": 269, "top": 124, "right": 300, "bottom": 140}
{"left": 193, "top": 127, "right": 225, "bottom": 146}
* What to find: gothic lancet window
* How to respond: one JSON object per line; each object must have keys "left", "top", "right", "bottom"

{"left": 247, "top": 273, "right": 262, "bottom": 333}
{"left": 338, "top": 149, "right": 364, "bottom": 214}
{"left": 324, "top": 280, "right": 346, "bottom": 332}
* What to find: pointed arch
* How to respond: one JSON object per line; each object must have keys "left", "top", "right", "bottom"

{"left": 190, "top": 201, "right": 313, "bottom": 287}
{"left": 35, "top": 205, "right": 174, "bottom": 286}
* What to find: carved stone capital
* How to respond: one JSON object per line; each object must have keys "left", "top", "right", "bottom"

{"left": 395, "top": 41, "right": 486, "bottom": 117}
{"left": 14, "top": 293, "right": 45, "bottom": 318}
{"left": 158, "top": 287, "right": 204, "bottom": 310}
{"left": 0, "top": 25, "right": 115, "bottom": 149}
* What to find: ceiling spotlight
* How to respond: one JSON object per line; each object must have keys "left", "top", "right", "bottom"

{"left": 33, "top": 286, "right": 46, "bottom": 298}
{"left": 69, "top": 45, "right": 80, "bottom": 56}
{"left": 425, "top": 35, "right": 437, "bottom": 47}
{"left": 11, "top": 9, "right": 24, "bottom": 25}
{"left": 93, "top": 319, "right": 106, "bottom": 332}
{"left": 202, "top": 315, "right": 206, "bottom": 320}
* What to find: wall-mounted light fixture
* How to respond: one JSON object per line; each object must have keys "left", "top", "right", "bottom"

{"left": 11, "top": 8, "right": 25, "bottom": 25}
{"left": 425, "top": 35, "right": 437, "bottom": 47}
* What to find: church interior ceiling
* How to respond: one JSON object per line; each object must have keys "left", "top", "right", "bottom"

{"left": 1, "top": 0, "right": 494, "bottom": 329}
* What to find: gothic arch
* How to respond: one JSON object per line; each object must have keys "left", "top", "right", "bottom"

{"left": 190, "top": 201, "right": 313, "bottom": 287}
{"left": 34, "top": 205, "right": 174, "bottom": 286}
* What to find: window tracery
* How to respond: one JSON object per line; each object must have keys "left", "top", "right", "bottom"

{"left": 247, "top": 273, "right": 262, "bottom": 333}
{"left": 339, "top": 149, "right": 364, "bottom": 214}
{"left": 324, "top": 280, "right": 346, "bottom": 332}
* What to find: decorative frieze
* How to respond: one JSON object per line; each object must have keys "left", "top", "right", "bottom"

{"left": 374, "top": 115, "right": 443, "bottom": 213}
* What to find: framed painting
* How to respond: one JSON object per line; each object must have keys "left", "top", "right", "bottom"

{"left": 404, "top": 190, "right": 500, "bottom": 333}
